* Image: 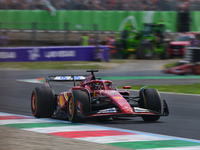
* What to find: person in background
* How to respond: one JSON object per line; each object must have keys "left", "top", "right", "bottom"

{"left": 105, "top": 35, "right": 111, "bottom": 45}
{"left": 190, "top": 36, "right": 199, "bottom": 47}
{"left": 89, "top": 34, "right": 101, "bottom": 46}
{"left": 0, "top": 32, "right": 8, "bottom": 47}
{"left": 109, "top": 35, "right": 116, "bottom": 47}
{"left": 105, "top": 35, "right": 116, "bottom": 47}
{"left": 88, "top": 34, "right": 96, "bottom": 46}
{"left": 105, "top": 35, "right": 116, "bottom": 58}
{"left": 79, "top": 33, "right": 89, "bottom": 46}
{"left": 93, "top": 46, "right": 104, "bottom": 62}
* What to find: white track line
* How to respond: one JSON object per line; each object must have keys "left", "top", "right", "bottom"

{"left": 143, "top": 146, "right": 200, "bottom": 150}
{"left": 76, "top": 134, "right": 170, "bottom": 144}
{"left": 0, "top": 119, "right": 55, "bottom": 125}
{"left": 23, "top": 125, "right": 106, "bottom": 133}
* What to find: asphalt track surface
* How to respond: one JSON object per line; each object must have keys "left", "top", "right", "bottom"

{"left": 0, "top": 66, "right": 200, "bottom": 143}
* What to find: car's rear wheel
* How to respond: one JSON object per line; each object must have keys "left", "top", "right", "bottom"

{"left": 139, "top": 88, "right": 162, "bottom": 121}
{"left": 31, "top": 87, "right": 56, "bottom": 118}
{"left": 67, "top": 90, "right": 90, "bottom": 123}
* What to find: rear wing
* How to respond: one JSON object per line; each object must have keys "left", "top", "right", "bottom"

{"left": 45, "top": 75, "right": 86, "bottom": 87}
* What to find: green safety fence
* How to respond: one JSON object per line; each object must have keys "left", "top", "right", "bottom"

{"left": 0, "top": 10, "right": 178, "bottom": 32}
{"left": 191, "top": 11, "right": 200, "bottom": 32}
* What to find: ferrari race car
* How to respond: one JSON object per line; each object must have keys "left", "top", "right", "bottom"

{"left": 31, "top": 70, "right": 169, "bottom": 123}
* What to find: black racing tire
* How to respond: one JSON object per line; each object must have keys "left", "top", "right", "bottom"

{"left": 67, "top": 90, "right": 90, "bottom": 123}
{"left": 193, "top": 64, "right": 200, "bottom": 75}
{"left": 160, "top": 43, "right": 170, "bottom": 59}
{"left": 31, "top": 87, "right": 56, "bottom": 118}
{"left": 139, "top": 88, "right": 162, "bottom": 121}
{"left": 137, "top": 43, "right": 154, "bottom": 59}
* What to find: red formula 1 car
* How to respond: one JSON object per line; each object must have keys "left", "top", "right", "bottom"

{"left": 31, "top": 70, "right": 169, "bottom": 122}
{"left": 164, "top": 61, "right": 200, "bottom": 75}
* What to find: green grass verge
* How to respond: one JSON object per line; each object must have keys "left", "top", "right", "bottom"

{"left": 118, "top": 83, "right": 200, "bottom": 95}
{"left": 0, "top": 60, "right": 127, "bottom": 70}
{"left": 164, "top": 62, "right": 179, "bottom": 69}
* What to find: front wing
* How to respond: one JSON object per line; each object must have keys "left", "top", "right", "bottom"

{"left": 83, "top": 105, "right": 169, "bottom": 118}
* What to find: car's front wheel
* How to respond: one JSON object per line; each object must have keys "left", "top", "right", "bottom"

{"left": 139, "top": 88, "right": 162, "bottom": 121}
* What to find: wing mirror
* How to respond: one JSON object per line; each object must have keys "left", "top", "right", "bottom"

{"left": 123, "top": 86, "right": 131, "bottom": 89}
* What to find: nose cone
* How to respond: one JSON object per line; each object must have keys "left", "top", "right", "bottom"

{"left": 122, "top": 107, "right": 134, "bottom": 114}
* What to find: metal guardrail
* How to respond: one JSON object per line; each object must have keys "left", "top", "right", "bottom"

{"left": 0, "top": 22, "right": 116, "bottom": 33}
{"left": 0, "top": 22, "right": 116, "bottom": 46}
{"left": 0, "top": 21, "right": 178, "bottom": 47}
{"left": 0, "top": 21, "right": 119, "bottom": 46}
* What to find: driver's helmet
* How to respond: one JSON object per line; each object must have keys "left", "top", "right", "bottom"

{"left": 90, "top": 83, "right": 103, "bottom": 90}
{"left": 94, "top": 83, "right": 103, "bottom": 90}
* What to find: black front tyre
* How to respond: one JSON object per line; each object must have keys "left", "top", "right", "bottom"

{"left": 141, "top": 115, "right": 160, "bottom": 121}
{"left": 139, "top": 88, "right": 162, "bottom": 121}
{"left": 31, "top": 87, "right": 56, "bottom": 118}
{"left": 67, "top": 90, "right": 90, "bottom": 123}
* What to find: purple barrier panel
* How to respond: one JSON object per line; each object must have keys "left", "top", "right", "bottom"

{"left": 0, "top": 46, "right": 110, "bottom": 62}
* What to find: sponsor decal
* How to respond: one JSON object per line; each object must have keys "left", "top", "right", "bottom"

{"left": 122, "top": 106, "right": 129, "bottom": 109}
{"left": 54, "top": 76, "right": 85, "bottom": 81}
{"left": 76, "top": 101, "right": 82, "bottom": 114}
{"left": 0, "top": 46, "right": 109, "bottom": 62}
{"left": 28, "top": 49, "right": 41, "bottom": 60}
{"left": 114, "top": 97, "right": 122, "bottom": 99}
{"left": 108, "top": 108, "right": 115, "bottom": 113}
{"left": 64, "top": 92, "right": 68, "bottom": 100}
{"left": 97, "top": 108, "right": 117, "bottom": 114}
{"left": 58, "top": 76, "right": 71, "bottom": 80}
{"left": 134, "top": 107, "right": 149, "bottom": 113}
{"left": 106, "top": 91, "right": 119, "bottom": 96}
{"left": 74, "top": 76, "right": 80, "bottom": 80}
{"left": 44, "top": 50, "right": 76, "bottom": 58}
{"left": 59, "top": 95, "right": 65, "bottom": 107}
{"left": 0, "top": 52, "right": 16, "bottom": 59}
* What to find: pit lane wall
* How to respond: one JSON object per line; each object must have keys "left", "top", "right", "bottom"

{"left": 0, "top": 10, "right": 177, "bottom": 32}
{"left": 0, "top": 46, "right": 109, "bottom": 62}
